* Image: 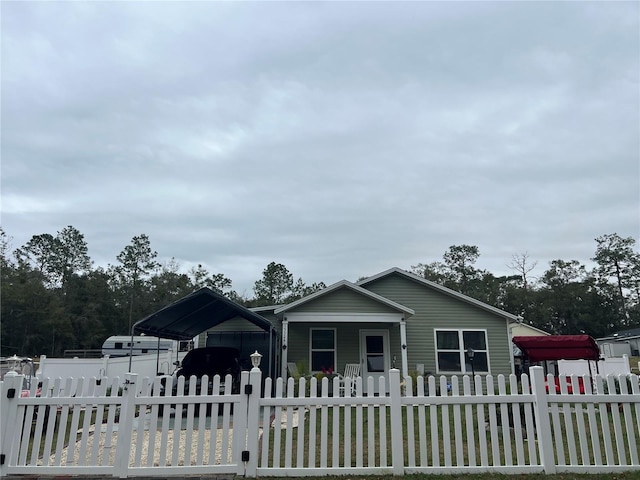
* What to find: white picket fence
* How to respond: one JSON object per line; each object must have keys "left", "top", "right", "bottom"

{"left": 0, "top": 367, "right": 638, "bottom": 478}
{"left": 35, "top": 351, "right": 188, "bottom": 395}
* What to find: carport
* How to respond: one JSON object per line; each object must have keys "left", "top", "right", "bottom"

{"left": 132, "top": 287, "right": 278, "bottom": 378}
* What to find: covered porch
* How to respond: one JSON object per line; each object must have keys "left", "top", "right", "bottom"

{"left": 275, "top": 280, "right": 415, "bottom": 393}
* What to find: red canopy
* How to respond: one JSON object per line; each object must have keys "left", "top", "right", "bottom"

{"left": 512, "top": 335, "right": 600, "bottom": 362}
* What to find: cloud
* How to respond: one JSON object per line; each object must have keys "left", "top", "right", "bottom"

{"left": 1, "top": 1, "right": 638, "bottom": 295}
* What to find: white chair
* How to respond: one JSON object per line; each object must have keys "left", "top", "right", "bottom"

{"left": 337, "top": 363, "right": 361, "bottom": 396}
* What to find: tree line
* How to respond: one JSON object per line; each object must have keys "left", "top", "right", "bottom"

{"left": 1, "top": 226, "right": 638, "bottom": 357}
{"left": 410, "top": 236, "right": 639, "bottom": 338}
{"left": 0, "top": 226, "right": 325, "bottom": 357}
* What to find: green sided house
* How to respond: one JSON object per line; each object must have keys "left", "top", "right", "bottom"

{"left": 201, "top": 267, "right": 520, "bottom": 392}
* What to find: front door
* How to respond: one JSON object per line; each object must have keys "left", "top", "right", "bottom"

{"left": 359, "top": 330, "right": 390, "bottom": 394}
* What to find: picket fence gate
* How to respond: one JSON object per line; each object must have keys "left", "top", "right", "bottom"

{"left": 1, "top": 366, "right": 639, "bottom": 478}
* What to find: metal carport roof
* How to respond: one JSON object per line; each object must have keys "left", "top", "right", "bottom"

{"left": 133, "top": 287, "right": 274, "bottom": 340}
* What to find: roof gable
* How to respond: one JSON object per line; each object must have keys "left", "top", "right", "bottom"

{"left": 510, "top": 322, "right": 550, "bottom": 336}
{"left": 358, "top": 267, "right": 519, "bottom": 321}
{"left": 275, "top": 280, "right": 415, "bottom": 315}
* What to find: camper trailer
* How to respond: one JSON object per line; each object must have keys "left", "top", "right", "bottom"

{"left": 101, "top": 336, "right": 193, "bottom": 357}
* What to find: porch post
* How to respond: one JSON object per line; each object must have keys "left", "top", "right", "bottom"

{"left": 281, "top": 318, "right": 289, "bottom": 379}
{"left": 400, "top": 319, "right": 409, "bottom": 378}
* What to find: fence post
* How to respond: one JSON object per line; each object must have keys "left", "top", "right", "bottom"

{"left": 235, "top": 371, "right": 250, "bottom": 476}
{"left": 389, "top": 368, "right": 405, "bottom": 475}
{"left": 530, "top": 366, "right": 556, "bottom": 474}
{"left": 113, "top": 373, "right": 138, "bottom": 478}
{"left": 622, "top": 354, "right": 630, "bottom": 374}
{"left": 37, "top": 355, "right": 47, "bottom": 377}
{"left": 0, "top": 372, "right": 24, "bottom": 477}
{"left": 241, "top": 368, "right": 262, "bottom": 478}
{"left": 101, "top": 354, "right": 110, "bottom": 377}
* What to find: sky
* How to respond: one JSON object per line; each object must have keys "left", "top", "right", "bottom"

{"left": 1, "top": 1, "right": 639, "bottom": 298}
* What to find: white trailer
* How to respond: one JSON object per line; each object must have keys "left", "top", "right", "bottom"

{"left": 101, "top": 336, "right": 191, "bottom": 357}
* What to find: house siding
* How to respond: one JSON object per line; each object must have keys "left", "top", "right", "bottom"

{"left": 258, "top": 311, "right": 281, "bottom": 335}
{"left": 362, "top": 274, "right": 513, "bottom": 376}
{"left": 200, "top": 312, "right": 279, "bottom": 336}
{"left": 198, "top": 311, "right": 280, "bottom": 349}
{"left": 288, "top": 322, "right": 395, "bottom": 374}
{"left": 284, "top": 287, "right": 404, "bottom": 374}
{"left": 288, "top": 287, "right": 400, "bottom": 313}
{"left": 510, "top": 323, "right": 548, "bottom": 337}
{"left": 196, "top": 311, "right": 280, "bottom": 377}
{"left": 199, "top": 317, "right": 266, "bottom": 347}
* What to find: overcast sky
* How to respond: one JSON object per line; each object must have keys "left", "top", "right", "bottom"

{"left": 1, "top": 2, "right": 639, "bottom": 297}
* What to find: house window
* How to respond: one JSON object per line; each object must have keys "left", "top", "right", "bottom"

{"left": 310, "top": 329, "right": 336, "bottom": 372}
{"left": 435, "top": 329, "right": 489, "bottom": 373}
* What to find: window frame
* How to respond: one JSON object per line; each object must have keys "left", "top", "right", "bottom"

{"left": 434, "top": 329, "right": 490, "bottom": 374}
{"left": 309, "top": 328, "right": 337, "bottom": 374}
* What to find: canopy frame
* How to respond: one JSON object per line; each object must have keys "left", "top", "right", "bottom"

{"left": 130, "top": 288, "right": 277, "bottom": 375}
{"left": 512, "top": 335, "right": 600, "bottom": 362}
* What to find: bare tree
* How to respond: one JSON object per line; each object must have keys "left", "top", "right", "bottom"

{"left": 507, "top": 252, "right": 538, "bottom": 291}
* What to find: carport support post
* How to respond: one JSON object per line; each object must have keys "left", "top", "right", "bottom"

{"left": 128, "top": 329, "right": 135, "bottom": 372}
{"left": 530, "top": 366, "right": 556, "bottom": 474}
{"left": 156, "top": 336, "right": 161, "bottom": 373}
{"left": 269, "top": 328, "right": 274, "bottom": 378}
